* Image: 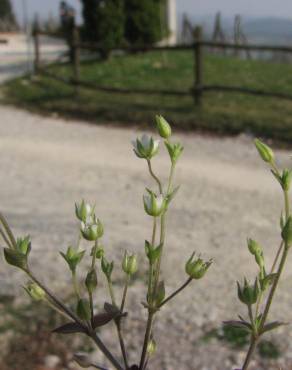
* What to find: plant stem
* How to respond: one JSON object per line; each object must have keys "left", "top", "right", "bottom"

{"left": 72, "top": 270, "right": 80, "bottom": 299}
{"left": 90, "top": 331, "right": 124, "bottom": 370}
{"left": 147, "top": 159, "right": 163, "bottom": 194}
{"left": 270, "top": 241, "right": 284, "bottom": 274}
{"left": 0, "top": 227, "right": 13, "bottom": 248}
{"left": 139, "top": 312, "right": 154, "bottom": 370}
{"left": 242, "top": 336, "right": 258, "bottom": 370}
{"left": 159, "top": 278, "right": 193, "bottom": 308}
{"left": 242, "top": 184, "right": 290, "bottom": 370}
{"left": 0, "top": 212, "right": 17, "bottom": 248}
{"left": 120, "top": 274, "right": 130, "bottom": 313}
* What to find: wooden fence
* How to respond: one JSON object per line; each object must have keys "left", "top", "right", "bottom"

{"left": 32, "top": 26, "right": 292, "bottom": 105}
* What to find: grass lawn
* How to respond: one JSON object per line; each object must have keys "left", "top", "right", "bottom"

{"left": 3, "top": 50, "right": 292, "bottom": 143}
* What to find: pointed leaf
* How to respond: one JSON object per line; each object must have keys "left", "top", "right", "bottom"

{"left": 261, "top": 321, "right": 289, "bottom": 335}
{"left": 92, "top": 312, "right": 117, "bottom": 329}
{"left": 52, "top": 321, "right": 87, "bottom": 335}
{"left": 223, "top": 320, "right": 252, "bottom": 332}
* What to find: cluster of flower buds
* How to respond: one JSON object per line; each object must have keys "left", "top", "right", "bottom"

{"left": 4, "top": 235, "right": 31, "bottom": 271}
{"left": 75, "top": 200, "right": 104, "bottom": 242}
{"left": 24, "top": 281, "right": 46, "bottom": 301}
{"left": 60, "top": 246, "right": 85, "bottom": 273}
{"left": 143, "top": 191, "right": 166, "bottom": 217}
{"left": 237, "top": 278, "right": 260, "bottom": 306}
{"left": 185, "top": 253, "right": 212, "bottom": 280}
{"left": 122, "top": 251, "right": 138, "bottom": 276}
{"left": 132, "top": 134, "right": 160, "bottom": 160}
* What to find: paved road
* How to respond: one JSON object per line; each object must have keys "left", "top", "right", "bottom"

{"left": 0, "top": 33, "right": 66, "bottom": 83}
{"left": 0, "top": 104, "right": 292, "bottom": 369}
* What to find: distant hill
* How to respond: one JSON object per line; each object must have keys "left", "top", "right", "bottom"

{"left": 177, "top": 13, "right": 292, "bottom": 45}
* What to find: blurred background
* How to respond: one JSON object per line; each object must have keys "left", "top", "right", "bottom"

{"left": 1, "top": 1, "right": 292, "bottom": 370}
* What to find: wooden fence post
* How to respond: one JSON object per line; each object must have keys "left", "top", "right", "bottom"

{"left": 193, "top": 26, "right": 203, "bottom": 106}
{"left": 33, "top": 18, "right": 40, "bottom": 74}
{"left": 72, "top": 25, "right": 80, "bottom": 94}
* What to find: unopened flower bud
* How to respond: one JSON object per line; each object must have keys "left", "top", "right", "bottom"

{"left": 247, "top": 239, "right": 264, "bottom": 269}
{"left": 81, "top": 219, "right": 103, "bottom": 241}
{"left": 4, "top": 248, "right": 28, "bottom": 270}
{"left": 185, "top": 253, "right": 212, "bottom": 280}
{"left": 143, "top": 191, "right": 166, "bottom": 217}
{"left": 147, "top": 339, "right": 157, "bottom": 355}
{"left": 237, "top": 278, "right": 259, "bottom": 305}
{"left": 85, "top": 269, "right": 98, "bottom": 293}
{"left": 75, "top": 200, "right": 93, "bottom": 222}
{"left": 24, "top": 282, "right": 46, "bottom": 301}
{"left": 281, "top": 169, "right": 292, "bottom": 191}
{"left": 165, "top": 141, "right": 184, "bottom": 164}
{"left": 101, "top": 257, "right": 114, "bottom": 279}
{"left": 254, "top": 139, "right": 274, "bottom": 163}
{"left": 281, "top": 216, "right": 292, "bottom": 247}
{"left": 77, "top": 298, "right": 91, "bottom": 321}
{"left": 60, "top": 246, "right": 85, "bottom": 273}
{"left": 16, "top": 236, "right": 31, "bottom": 255}
{"left": 132, "top": 134, "right": 159, "bottom": 159}
{"left": 122, "top": 251, "right": 138, "bottom": 275}
{"left": 155, "top": 115, "right": 172, "bottom": 139}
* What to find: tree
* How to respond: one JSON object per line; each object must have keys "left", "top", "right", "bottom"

{"left": 0, "top": 0, "right": 17, "bottom": 31}
{"left": 81, "top": 0, "right": 125, "bottom": 51}
{"left": 125, "top": 0, "right": 167, "bottom": 46}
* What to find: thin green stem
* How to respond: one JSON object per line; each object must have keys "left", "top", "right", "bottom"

{"left": 0, "top": 212, "right": 17, "bottom": 248}
{"left": 270, "top": 240, "right": 284, "bottom": 274}
{"left": 72, "top": 270, "right": 80, "bottom": 299}
{"left": 139, "top": 312, "right": 154, "bottom": 370}
{"left": 0, "top": 227, "right": 13, "bottom": 248}
{"left": 107, "top": 277, "right": 129, "bottom": 369}
{"left": 242, "top": 336, "right": 258, "bottom": 370}
{"left": 88, "top": 239, "right": 99, "bottom": 322}
{"left": 284, "top": 190, "right": 290, "bottom": 219}
{"left": 159, "top": 278, "right": 192, "bottom": 308}
{"left": 120, "top": 274, "right": 130, "bottom": 313}
{"left": 147, "top": 159, "right": 163, "bottom": 194}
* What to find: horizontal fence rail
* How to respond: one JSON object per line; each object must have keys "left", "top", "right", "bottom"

{"left": 32, "top": 27, "right": 292, "bottom": 105}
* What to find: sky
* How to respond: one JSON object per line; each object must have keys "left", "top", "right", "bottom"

{"left": 10, "top": 0, "right": 292, "bottom": 25}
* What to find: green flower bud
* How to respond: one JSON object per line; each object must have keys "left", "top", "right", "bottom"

{"left": 281, "top": 216, "right": 292, "bottom": 247}
{"left": 147, "top": 339, "right": 157, "bottom": 355}
{"left": 73, "top": 353, "right": 92, "bottom": 368}
{"left": 101, "top": 257, "right": 114, "bottom": 280}
{"left": 155, "top": 115, "right": 172, "bottom": 139}
{"left": 122, "top": 251, "right": 138, "bottom": 275}
{"left": 237, "top": 278, "right": 260, "bottom": 305}
{"left": 254, "top": 139, "right": 274, "bottom": 163}
{"left": 91, "top": 245, "right": 104, "bottom": 259}
{"left": 132, "top": 134, "right": 159, "bottom": 159}
{"left": 60, "top": 246, "right": 85, "bottom": 273}
{"left": 81, "top": 219, "right": 103, "bottom": 241}
{"left": 164, "top": 141, "right": 184, "bottom": 164}
{"left": 85, "top": 269, "right": 98, "bottom": 293}
{"left": 4, "top": 248, "right": 28, "bottom": 270}
{"left": 247, "top": 239, "right": 264, "bottom": 269}
{"left": 281, "top": 169, "right": 292, "bottom": 191}
{"left": 16, "top": 236, "right": 31, "bottom": 255}
{"left": 247, "top": 239, "right": 262, "bottom": 256}
{"left": 24, "top": 282, "right": 46, "bottom": 301}
{"left": 145, "top": 240, "right": 162, "bottom": 265}
{"left": 143, "top": 191, "right": 166, "bottom": 217}
{"left": 77, "top": 298, "right": 91, "bottom": 321}
{"left": 185, "top": 253, "right": 212, "bottom": 280}
{"left": 75, "top": 200, "right": 93, "bottom": 222}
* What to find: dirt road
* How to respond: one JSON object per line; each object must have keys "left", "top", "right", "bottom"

{"left": 0, "top": 105, "right": 291, "bottom": 369}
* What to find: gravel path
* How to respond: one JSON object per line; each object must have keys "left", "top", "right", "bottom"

{"left": 0, "top": 105, "right": 292, "bottom": 369}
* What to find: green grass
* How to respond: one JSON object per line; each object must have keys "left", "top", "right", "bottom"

{"left": 3, "top": 50, "right": 292, "bottom": 142}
